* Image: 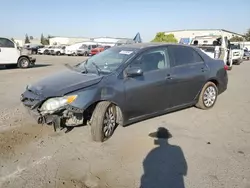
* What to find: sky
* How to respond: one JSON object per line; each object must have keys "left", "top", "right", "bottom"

{"left": 1, "top": 0, "right": 250, "bottom": 42}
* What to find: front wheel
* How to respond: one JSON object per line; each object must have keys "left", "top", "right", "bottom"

{"left": 18, "top": 57, "right": 31, "bottom": 68}
{"left": 195, "top": 82, "right": 218, "bottom": 110}
{"left": 90, "top": 101, "right": 118, "bottom": 142}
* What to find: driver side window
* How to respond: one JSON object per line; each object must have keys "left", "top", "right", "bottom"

{"left": 127, "top": 48, "right": 169, "bottom": 73}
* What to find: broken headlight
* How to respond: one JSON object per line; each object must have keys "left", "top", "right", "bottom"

{"left": 40, "top": 95, "right": 77, "bottom": 113}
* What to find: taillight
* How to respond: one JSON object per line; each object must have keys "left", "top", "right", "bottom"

{"left": 224, "top": 65, "right": 228, "bottom": 70}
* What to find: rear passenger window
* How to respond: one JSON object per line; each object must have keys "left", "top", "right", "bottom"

{"left": 0, "top": 38, "right": 15, "bottom": 48}
{"left": 169, "top": 46, "right": 203, "bottom": 66}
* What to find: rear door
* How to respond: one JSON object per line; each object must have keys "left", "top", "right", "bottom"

{"left": 0, "top": 38, "right": 19, "bottom": 64}
{"left": 167, "top": 45, "right": 208, "bottom": 107}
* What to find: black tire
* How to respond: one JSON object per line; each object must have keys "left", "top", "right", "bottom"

{"left": 234, "top": 60, "right": 241, "bottom": 65}
{"left": 56, "top": 51, "right": 61, "bottom": 56}
{"left": 84, "top": 52, "right": 88, "bottom": 56}
{"left": 195, "top": 82, "right": 218, "bottom": 110}
{"left": 17, "top": 57, "right": 31, "bottom": 68}
{"left": 90, "top": 101, "right": 117, "bottom": 142}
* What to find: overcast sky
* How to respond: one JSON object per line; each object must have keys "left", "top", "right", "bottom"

{"left": 1, "top": 0, "right": 250, "bottom": 41}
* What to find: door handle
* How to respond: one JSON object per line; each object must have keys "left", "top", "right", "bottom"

{"left": 201, "top": 67, "right": 207, "bottom": 72}
{"left": 165, "top": 74, "right": 173, "bottom": 80}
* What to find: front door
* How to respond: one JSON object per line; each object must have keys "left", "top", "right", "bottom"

{"left": 0, "top": 38, "right": 19, "bottom": 64}
{"left": 123, "top": 47, "right": 171, "bottom": 119}
{"left": 167, "top": 45, "right": 207, "bottom": 107}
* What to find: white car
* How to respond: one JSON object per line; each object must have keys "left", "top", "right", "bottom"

{"left": 50, "top": 46, "right": 66, "bottom": 56}
{"left": 230, "top": 44, "right": 244, "bottom": 65}
{"left": 0, "top": 37, "right": 36, "bottom": 68}
{"left": 38, "top": 45, "right": 51, "bottom": 55}
{"left": 65, "top": 43, "right": 87, "bottom": 56}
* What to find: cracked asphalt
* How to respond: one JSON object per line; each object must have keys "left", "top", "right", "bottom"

{"left": 0, "top": 55, "right": 250, "bottom": 188}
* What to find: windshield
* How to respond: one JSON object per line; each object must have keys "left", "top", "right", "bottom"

{"left": 76, "top": 47, "right": 135, "bottom": 74}
{"left": 230, "top": 44, "right": 240, "bottom": 49}
{"left": 79, "top": 44, "right": 87, "bottom": 49}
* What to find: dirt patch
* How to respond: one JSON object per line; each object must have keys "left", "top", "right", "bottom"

{"left": 0, "top": 122, "right": 52, "bottom": 160}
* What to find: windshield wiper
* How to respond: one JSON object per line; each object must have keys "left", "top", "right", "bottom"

{"left": 91, "top": 61, "right": 101, "bottom": 75}
{"left": 64, "top": 63, "right": 79, "bottom": 72}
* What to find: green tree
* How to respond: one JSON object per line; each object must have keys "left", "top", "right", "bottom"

{"left": 40, "top": 33, "right": 45, "bottom": 44}
{"left": 11, "top": 38, "right": 15, "bottom": 42}
{"left": 244, "top": 28, "right": 250, "bottom": 41}
{"left": 151, "top": 32, "right": 178, "bottom": 43}
{"left": 25, "top": 34, "right": 30, "bottom": 44}
{"left": 230, "top": 36, "right": 244, "bottom": 42}
{"left": 40, "top": 33, "right": 50, "bottom": 45}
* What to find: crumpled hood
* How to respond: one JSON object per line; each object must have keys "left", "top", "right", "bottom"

{"left": 28, "top": 68, "right": 103, "bottom": 98}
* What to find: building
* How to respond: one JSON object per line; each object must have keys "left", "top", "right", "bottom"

{"left": 49, "top": 36, "right": 91, "bottom": 46}
{"left": 164, "top": 29, "right": 244, "bottom": 44}
{"left": 92, "top": 37, "right": 132, "bottom": 45}
{"left": 13, "top": 38, "right": 42, "bottom": 47}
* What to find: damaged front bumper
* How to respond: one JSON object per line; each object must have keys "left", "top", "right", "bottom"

{"left": 24, "top": 105, "right": 85, "bottom": 131}
{"left": 28, "top": 56, "right": 36, "bottom": 63}
{"left": 22, "top": 95, "right": 85, "bottom": 131}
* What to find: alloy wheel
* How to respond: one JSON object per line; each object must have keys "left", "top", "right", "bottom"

{"left": 203, "top": 86, "right": 217, "bottom": 107}
{"left": 103, "top": 105, "right": 116, "bottom": 138}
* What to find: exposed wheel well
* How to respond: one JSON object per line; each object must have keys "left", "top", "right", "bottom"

{"left": 208, "top": 79, "right": 219, "bottom": 87}
{"left": 18, "top": 55, "right": 30, "bottom": 62}
{"left": 83, "top": 100, "right": 123, "bottom": 125}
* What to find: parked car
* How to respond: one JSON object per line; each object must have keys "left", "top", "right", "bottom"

{"left": 230, "top": 43, "right": 244, "bottom": 65}
{"left": 38, "top": 46, "right": 53, "bottom": 55}
{"left": 50, "top": 46, "right": 66, "bottom": 56}
{"left": 65, "top": 43, "right": 86, "bottom": 56}
{"left": 90, "top": 45, "right": 111, "bottom": 56}
{"left": 28, "top": 45, "right": 44, "bottom": 54}
{"left": 0, "top": 37, "right": 36, "bottom": 68}
{"left": 77, "top": 44, "right": 98, "bottom": 56}
{"left": 243, "top": 49, "right": 250, "bottom": 60}
{"left": 20, "top": 43, "right": 228, "bottom": 142}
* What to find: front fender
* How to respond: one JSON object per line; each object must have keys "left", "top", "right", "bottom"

{"left": 69, "top": 85, "right": 124, "bottom": 112}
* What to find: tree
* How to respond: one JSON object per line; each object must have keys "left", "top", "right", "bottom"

{"left": 11, "top": 38, "right": 15, "bottom": 42}
{"left": 29, "top": 36, "right": 34, "bottom": 40}
{"left": 151, "top": 32, "right": 178, "bottom": 43}
{"left": 25, "top": 34, "right": 30, "bottom": 44}
{"left": 40, "top": 33, "right": 45, "bottom": 45}
{"left": 230, "top": 36, "right": 244, "bottom": 42}
{"left": 244, "top": 28, "right": 250, "bottom": 41}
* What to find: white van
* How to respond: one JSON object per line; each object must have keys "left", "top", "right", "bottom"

{"left": 0, "top": 37, "right": 36, "bottom": 68}
{"left": 65, "top": 42, "right": 87, "bottom": 56}
{"left": 76, "top": 42, "right": 98, "bottom": 56}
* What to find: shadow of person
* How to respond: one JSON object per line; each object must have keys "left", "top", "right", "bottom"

{"left": 140, "top": 127, "right": 187, "bottom": 188}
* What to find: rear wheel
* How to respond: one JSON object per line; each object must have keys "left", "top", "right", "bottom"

{"left": 195, "top": 82, "right": 218, "bottom": 110}
{"left": 90, "top": 101, "right": 118, "bottom": 142}
{"left": 56, "top": 51, "right": 61, "bottom": 56}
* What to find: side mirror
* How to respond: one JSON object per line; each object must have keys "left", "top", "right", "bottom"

{"left": 126, "top": 67, "right": 143, "bottom": 77}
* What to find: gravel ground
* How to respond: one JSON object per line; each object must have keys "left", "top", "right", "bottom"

{"left": 0, "top": 55, "right": 250, "bottom": 188}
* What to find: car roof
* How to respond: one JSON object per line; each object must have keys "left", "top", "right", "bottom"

{"left": 113, "top": 42, "right": 194, "bottom": 51}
